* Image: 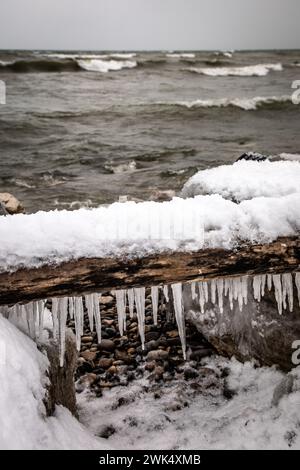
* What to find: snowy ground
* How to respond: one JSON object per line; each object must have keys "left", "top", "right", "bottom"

{"left": 78, "top": 356, "right": 300, "bottom": 450}
{"left": 1, "top": 311, "right": 300, "bottom": 449}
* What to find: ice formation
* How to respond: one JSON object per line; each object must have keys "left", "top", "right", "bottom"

{"left": 171, "top": 283, "right": 186, "bottom": 359}
{"left": 115, "top": 289, "right": 127, "bottom": 336}
{"left": 151, "top": 286, "right": 159, "bottom": 325}
{"left": 127, "top": 289, "right": 135, "bottom": 318}
{"left": 134, "top": 287, "right": 146, "bottom": 349}
{"left": 0, "top": 272, "right": 299, "bottom": 365}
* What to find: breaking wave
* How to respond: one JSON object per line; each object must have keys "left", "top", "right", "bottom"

{"left": 155, "top": 95, "right": 293, "bottom": 111}
{"left": 166, "top": 53, "right": 195, "bottom": 59}
{"left": 0, "top": 56, "right": 137, "bottom": 73}
{"left": 187, "top": 63, "right": 283, "bottom": 77}
{"left": 77, "top": 59, "right": 137, "bottom": 72}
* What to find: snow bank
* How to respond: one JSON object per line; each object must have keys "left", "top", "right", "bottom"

{"left": 0, "top": 315, "right": 109, "bottom": 449}
{"left": 181, "top": 160, "right": 300, "bottom": 201}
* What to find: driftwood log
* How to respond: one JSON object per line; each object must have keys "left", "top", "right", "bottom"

{"left": 0, "top": 236, "right": 299, "bottom": 306}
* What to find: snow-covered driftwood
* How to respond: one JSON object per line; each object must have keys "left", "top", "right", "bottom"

{"left": 0, "top": 236, "right": 299, "bottom": 305}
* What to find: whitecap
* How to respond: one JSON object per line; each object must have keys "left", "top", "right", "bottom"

{"left": 187, "top": 63, "right": 283, "bottom": 77}
{"left": 157, "top": 95, "right": 292, "bottom": 111}
{"left": 77, "top": 58, "right": 137, "bottom": 72}
{"left": 166, "top": 53, "right": 195, "bottom": 59}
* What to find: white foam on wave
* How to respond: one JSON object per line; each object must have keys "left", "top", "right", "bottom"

{"left": 0, "top": 59, "right": 16, "bottom": 66}
{"left": 77, "top": 59, "right": 137, "bottom": 73}
{"left": 166, "top": 53, "right": 195, "bottom": 59}
{"left": 157, "top": 95, "right": 292, "bottom": 111}
{"left": 109, "top": 53, "right": 136, "bottom": 59}
{"left": 187, "top": 63, "right": 283, "bottom": 77}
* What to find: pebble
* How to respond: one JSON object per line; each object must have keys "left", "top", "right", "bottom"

{"left": 80, "top": 350, "right": 97, "bottom": 362}
{"left": 146, "top": 349, "right": 169, "bottom": 361}
{"left": 81, "top": 335, "right": 93, "bottom": 343}
{"left": 101, "top": 295, "right": 114, "bottom": 305}
{"left": 99, "top": 339, "right": 116, "bottom": 351}
{"left": 98, "top": 358, "right": 114, "bottom": 369}
{"left": 107, "top": 365, "right": 117, "bottom": 375}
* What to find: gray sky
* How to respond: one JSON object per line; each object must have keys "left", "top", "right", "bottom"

{"left": 0, "top": 0, "right": 299, "bottom": 51}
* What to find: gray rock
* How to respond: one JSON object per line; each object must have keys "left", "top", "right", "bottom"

{"left": 146, "top": 349, "right": 169, "bottom": 361}
{"left": 0, "top": 192, "right": 24, "bottom": 214}
{"left": 98, "top": 339, "right": 116, "bottom": 351}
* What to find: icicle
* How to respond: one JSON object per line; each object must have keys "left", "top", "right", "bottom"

{"left": 25, "top": 302, "right": 36, "bottom": 339}
{"left": 115, "top": 289, "right": 127, "bottom": 336}
{"left": 267, "top": 274, "right": 273, "bottom": 291}
{"left": 253, "top": 276, "right": 262, "bottom": 302}
{"left": 272, "top": 274, "right": 283, "bottom": 315}
{"left": 282, "top": 273, "right": 293, "bottom": 312}
{"left": 198, "top": 282, "right": 205, "bottom": 313}
{"left": 74, "top": 296, "right": 84, "bottom": 351}
{"left": 233, "top": 277, "right": 244, "bottom": 312}
{"left": 241, "top": 276, "right": 248, "bottom": 306}
{"left": 216, "top": 279, "right": 224, "bottom": 313}
{"left": 37, "top": 300, "right": 45, "bottom": 339}
{"left": 93, "top": 293, "right": 101, "bottom": 344}
{"left": 51, "top": 298, "right": 59, "bottom": 339}
{"left": 163, "top": 285, "right": 169, "bottom": 302}
{"left": 171, "top": 283, "right": 186, "bottom": 359}
{"left": 260, "top": 274, "right": 266, "bottom": 298}
{"left": 203, "top": 281, "right": 209, "bottom": 303}
{"left": 127, "top": 289, "right": 135, "bottom": 318}
{"left": 295, "top": 273, "right": 300, "bottom": 307}
{"left": 134, "top": 287, "right": 146, "bottom": 349}
{"left": 151, "top": 286, "right": 159, "bottom": 325}
{"left": 225, "top": 278, "right": 234, "bottom": 310}
{"left": 210, "top": 280, "right": 217, "bottom": 304}
{"left": 191, "top": 282, "right": 197, "bottom": 300}
{"left": 84, "top": 294, "right": 94, "bottom": 332}
{"left": 58, "top": 297, "right": 68, "bottom": 367}
{"left": 68, "top": 297, "right": 75, "bottom": 320}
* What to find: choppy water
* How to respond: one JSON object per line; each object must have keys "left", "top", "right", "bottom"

{"left": 0, "top": 50, "right": 299, "bottom": 212}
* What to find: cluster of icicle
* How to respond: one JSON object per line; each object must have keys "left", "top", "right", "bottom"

{"left": 1, "top": 272, "right": 300, "bottom": 366}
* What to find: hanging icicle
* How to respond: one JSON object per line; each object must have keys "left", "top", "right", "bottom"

{"left": 282, "top": 273, "right": 293, "bottom": 312}
{"left": 93, "top": 293, "right": 102, "bottom": 344}
{"left": 84, "top": 294, "right": 95, "bottom": 332}
{"left": 216, "top": 278, "right": 224, "bottom": 313}
{"left": 210, "top": 279, "right": 217, "bottom": 304}
{"left": 134, "top": 287, "right": 146, "bottom": 349}
{"left": 272, "top": 274, "right": 283, "bottom": 315}
{"left": 51, "top": 298, "right": 59, "bottom": 340}
{"left": 198, "top": 282, "right": 205, "bottom": 313}
{"left": 171, "top": 283, "right": 186, "bottom": 359}
{"left": 191, "top": 282, "right": 197, "bottom": 300}
{"left": 151, "top": 286, "right": 159, "bottom": 325}
{"left": 163, "top": 285, "right": 169, "bottom": 302}
{"left": 127, "top": 289, "right": 135, "bottom": 318}
{"left": 58, "top": 297, "right": 68, "bottom": 367}
{"left": 115, "top": 289, "right": 127, "bottom": 336}
{"left": 253, "top": 276, "right": 262, "bottom": 302}
{"left": 74, "top": 296, "right": 84, "bottom": 351}
{"left": 68, "top": 297, "right": 75, "bottom": 320}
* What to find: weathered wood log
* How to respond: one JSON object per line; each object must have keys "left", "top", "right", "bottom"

{"left": 0, "top": 236, "right": 299, "bottom": 305}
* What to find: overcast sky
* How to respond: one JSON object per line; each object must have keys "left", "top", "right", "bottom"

{"left": 0, "top": 0, "right": 299, "bottom": 51}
